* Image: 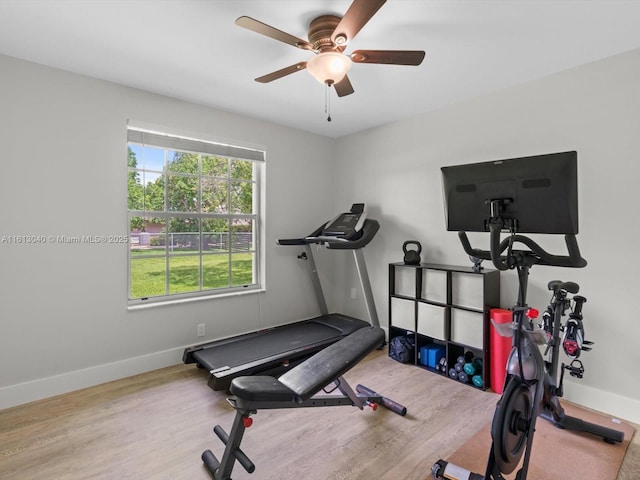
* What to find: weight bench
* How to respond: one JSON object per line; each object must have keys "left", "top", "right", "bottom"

{"left": 201, "top": 326, "right": 406, "bottom": 480}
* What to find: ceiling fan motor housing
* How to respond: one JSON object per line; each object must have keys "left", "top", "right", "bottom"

{"left": 309, "top": 15, "right": 344, "bottom": 52}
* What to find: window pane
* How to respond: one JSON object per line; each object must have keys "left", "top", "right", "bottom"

{"left": 230, "top": 180, "right": 253, "bottom": 214}
{"left": 143, "top": 171, "right": 164, "bottom": 212}
{"left": 129, "top": 215, "right": 167, "bottom": 298}
{"left": 169, "top": 255, "right": 200, "bottom": 294}
{"left": 130, "top": 257, "right": 167, "bottom": 298}
{"left": 231, "top": 219, "right": 254, "bottom": 252}
{"left": 129, "top": 144, "right": 143, "bottom": 168}
{"left": 230, "top": 158, "right": 253, "bottom": 180}
{"left": 168, "top": 151, "right": 198, "bottom": 174}
{"left": 202, "top": 218, "right": 229, "bottom": 253}
{"left": 203, "top": 254, "right": 230, "bottom": 289}
{"left": 130, "top": 217, "right": 166, "bottom": 255}
{"left": 231, "top": 252, "right": 254, "bottom": 286}
{"left": 140, "top": 145, "right": 165, "bottom": 172}
{"left": 202, "top": 155, "right": 228, "bottom": 177}
{"left": 167, "top": 175, "right": 198, "bottom": 212}
{"left": 128, "top": 170, "right": 144, "bottom": 210}
{"left": 168, "top": 217, "right": 200, "bottom": 254}
{"left": 202, "top": 177, "right": 228, "bottom": 213}
{"left": 129, "top": 216, "right": 144, "bottom": 248}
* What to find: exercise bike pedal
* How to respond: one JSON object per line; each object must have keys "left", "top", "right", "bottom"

{"left": 564, "top": 360, "right": 585, "bottom": 379}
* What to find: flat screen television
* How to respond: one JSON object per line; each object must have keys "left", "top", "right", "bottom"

{"left": 441, "top": 151, "right": 578, "bottom": 234}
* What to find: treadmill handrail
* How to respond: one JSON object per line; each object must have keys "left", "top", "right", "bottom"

{"left": 277, "top": 219, "right": 380, "bottom": 250}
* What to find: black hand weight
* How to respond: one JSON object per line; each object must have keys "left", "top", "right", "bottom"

{"left": 402, "top": 240, "right": 422, "bottom": 265}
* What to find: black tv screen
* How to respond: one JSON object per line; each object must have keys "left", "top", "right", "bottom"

{"left": 441, "top": 151, "right": 578, "bottom": 234}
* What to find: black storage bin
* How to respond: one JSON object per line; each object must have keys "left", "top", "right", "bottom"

{"left": 389, "top": 335, "right": 415, "bottom": 363}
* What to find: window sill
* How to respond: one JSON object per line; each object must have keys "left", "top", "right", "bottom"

{"left": 127, "top": 287, "right": 266, "bottom": 311}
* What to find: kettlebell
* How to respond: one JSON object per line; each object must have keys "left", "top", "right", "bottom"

{"left": 402, "top": 240, "right": 422, "bottom": 265}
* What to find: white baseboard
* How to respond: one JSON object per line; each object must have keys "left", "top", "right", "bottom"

{"left": 562, "top": 380, "right": 640, "bottom": 425}
{"left": 0, "top": 347, "right": 185, "bottom": 410}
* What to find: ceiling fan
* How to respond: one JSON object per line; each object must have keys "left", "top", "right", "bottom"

{"left": 235, "top": 0, "right": 425, "bottom": 98}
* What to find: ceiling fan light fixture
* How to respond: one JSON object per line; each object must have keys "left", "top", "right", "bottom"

{"left": 306, "top": 52, "right": 352, "bottom": 85}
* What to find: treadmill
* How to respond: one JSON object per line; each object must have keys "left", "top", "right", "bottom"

{"left": 183, "top": 204, "right": 381, "bottom": 391}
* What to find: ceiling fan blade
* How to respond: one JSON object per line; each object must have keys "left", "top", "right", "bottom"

{"left": 334, "top": 75, "right": 354, "bottom": 97}
{"left": 331, "top": 0, "right": 387, "bottom": 45}
{"left": 255, "top": 62, "right": 308, "bottom": 83}
{"left": 351, "top": 50, "right": 425, "bottom": 66}
{"left": 236, "top": 16, "right": 313, "bottom": 51}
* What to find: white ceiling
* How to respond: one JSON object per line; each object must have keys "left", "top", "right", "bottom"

{"left": 1, "top": 1, "right": 640, "bottom": 138}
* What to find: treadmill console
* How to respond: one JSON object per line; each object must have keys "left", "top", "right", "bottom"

{"left": 322, "top": 203, "right": 366, "bottom": 239}
{"left": 279, "top": 203, "right": 376, "bottom": 249}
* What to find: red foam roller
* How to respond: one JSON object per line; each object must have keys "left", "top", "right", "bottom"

{"left": 490, "top": 308, "right": 512, "bottom": 394}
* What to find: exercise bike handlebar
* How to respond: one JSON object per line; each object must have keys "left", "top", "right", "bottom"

{"left": 458, "top": 223, "right": 587, "bottom": 271}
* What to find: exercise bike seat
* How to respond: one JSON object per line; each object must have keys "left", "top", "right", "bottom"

{"left": 230, "top": 376, "right": 297, "bottom": 403}
{"left": 548, "top": 280, "right": 579, "bottom": 294}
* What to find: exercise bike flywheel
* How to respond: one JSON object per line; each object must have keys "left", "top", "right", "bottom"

{"left": 491, "top": 377, "right": 533, "bottom": 474}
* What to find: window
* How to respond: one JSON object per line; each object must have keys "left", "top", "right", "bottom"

{"left": 127, "top": 127, "right": 264, "bottom": 304}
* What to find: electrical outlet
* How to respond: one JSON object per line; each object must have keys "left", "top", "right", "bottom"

{"left": 350, "top": 287, "right": 357, "bottom": 299}
{"left": 197, "top": 323, "right": 206, "bottom": 337}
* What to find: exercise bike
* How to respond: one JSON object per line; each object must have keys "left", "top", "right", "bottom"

{"left": 432, "top": 213, "right": 624, "bottom": 480}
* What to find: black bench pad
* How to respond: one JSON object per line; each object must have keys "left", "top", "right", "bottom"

{"left": 229, "top": 326, "right": 384, "bottom": 404}
{"left": 230, "top": 376, "right": 296, "bottom": 402}
{"left": 279, "top": 326, "right": 384, "bottom": 401}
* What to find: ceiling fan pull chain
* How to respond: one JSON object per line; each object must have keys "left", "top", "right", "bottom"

{"left": 325, "top": 83, "right": 332, "bottom": 122}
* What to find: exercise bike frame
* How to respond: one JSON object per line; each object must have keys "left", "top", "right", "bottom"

{"left": 457, "top": 218, "right": 624, "bottom": 480}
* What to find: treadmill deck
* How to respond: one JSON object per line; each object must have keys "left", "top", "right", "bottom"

{"left": 183, "top": 313, "right": 370, "bottom": 391}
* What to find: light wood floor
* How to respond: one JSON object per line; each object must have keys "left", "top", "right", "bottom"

{"left": 1, "top": 350, "right": 637, "bottom": 480}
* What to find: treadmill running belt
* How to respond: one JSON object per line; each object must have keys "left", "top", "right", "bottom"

{"left": 192, "top": 321, "right": 342, "bottom": 372}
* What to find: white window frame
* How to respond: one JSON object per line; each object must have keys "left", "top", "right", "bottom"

{"left": 127, "top": 126, "right": 264, "bottom": 306}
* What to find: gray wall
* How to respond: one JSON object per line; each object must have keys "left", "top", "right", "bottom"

{"left": 2, "top": 48, "right": 639, "bottom": 424}
{"left": 332, "top": 48, "right": 640, "bottom": 423}
{"left": 0, "top": 54, "right": 337, "bottom": 407}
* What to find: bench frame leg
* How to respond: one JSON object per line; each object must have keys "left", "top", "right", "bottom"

{"left": 203, "top": 406, "right": 255, "bottom": 480}
{"left": 202, "top": 375, "right": 406, "bottom": 479}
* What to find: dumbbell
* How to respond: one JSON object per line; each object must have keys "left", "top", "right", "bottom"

{"left": 464, "top": 358, "right": 483, "bottom": 376}
{"left": 455, "top": 352, "right": 474, "bottom": 373}
{"left": 472, "top": 375, "right": 484, "bottom": 388}
{"left": 438, "top": 357, "right": 448, "bottom": 373}
{"left": 456, "top": 352, "right": 474, "bottom": 365}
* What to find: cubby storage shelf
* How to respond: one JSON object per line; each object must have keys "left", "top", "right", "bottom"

{"left": 388, "top": 262, "right": 500, "bottom": 390}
